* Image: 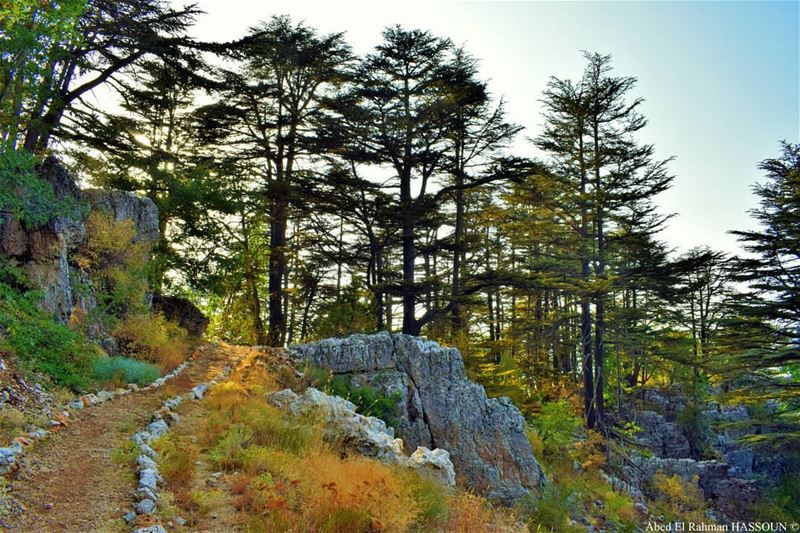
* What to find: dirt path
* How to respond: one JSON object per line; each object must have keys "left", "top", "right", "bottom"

{"left": 2, "top": 343, "right": 235, "bottom": 532}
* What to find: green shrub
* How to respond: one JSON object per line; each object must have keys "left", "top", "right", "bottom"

{"left": 0, "top": 262, "right": 96, "bottom": 388}
{"left": 92, "top": 356, "right": 159, "bottom": 386}
{"left": 322, "top": 374, "right": 402, "bottom": 431}
{"left": 530, "top": 400, "right": 583, "bottom": 456}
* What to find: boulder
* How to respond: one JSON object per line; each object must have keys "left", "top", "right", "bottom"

{"left": 152, "top": 295, "right": 209, "bottom": 337}
{"left": 633, "top": 410, "right": 691, "bottom": 458}
{"left": 273, "top": 387, "right": 405, "bottom": 463}
{"left": 291, "top": 332, "right": 546, "bottom": 503}
{"left": 405, "top": 447, "right": 456, "bottom": 487}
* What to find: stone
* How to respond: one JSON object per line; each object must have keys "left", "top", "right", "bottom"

{"left": 123, "top": 510, "right": 137, "bottom": 523}
{"left": 277, "top": 387, "right": 404, "bottom": 463}
{"left": 266, "top": 388, "right": 298, "bottom": 410}
{"left": 83, "top": 189, "right": 159, "bottom": 244}
{"left": 175, "top": 516, "right": 187, "bottom": 526}
{"left": 136, "top": 486, "right": 159, "bottom": 502}
{"left": 146, "top": 419, "right": 169, "bottom": 439}
{"left": 405, "top": 447, "right": 456, "bottom": 487}
{"left": 632, "top": 411, "right": 691, "bottom": 459}
{"left": 69, "top": 400, "right": 84, "bottom": 410}
{"left": 191, "top": 383, "right": 209, "bottom": 400}
{"left": 292, "top": 332, "right": 546, "bottom": 503}
{"left": 96, "top": 390, "right": 114, "bottom": 402}
{"left": 135, "top": 498, "right": 156, "bottom": 514}
{"left": 136, "top": 454, "right": 158, "bottom": 472}
{"left": 139, "top": 469, "right": 160, "bottom": 491}
{"left": 134, "top": 525, "right": 166, "bottom": 533}
{"left": 140, "top": 443, "right": 158, "bottom": 459}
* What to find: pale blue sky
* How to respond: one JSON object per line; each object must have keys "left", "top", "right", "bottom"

{"left": 188, "top": 0, "right": 800, "bottom": 255}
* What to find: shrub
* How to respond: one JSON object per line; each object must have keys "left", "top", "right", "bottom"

{"left": 309, "top": 371, "right": 402, "bottom": 430}
{"left": 0, "top": 147, "right": 82, "bottom": 228}
{"left": 113, "top": 311, "right": 188, "bottom": 371}
{"left": 92, "top": 356, "right": 159, "bottom": 386}
{"left": 530, "top": 400, "right": 582, "bottom": 456}
{"left": 0, "top": 264, "right": 97, "bottom": 388}
{"left": 154, "top": 433, "right": 199, "bottom": 488}
{"left": 649, "top": 472, "right": 706, "bottom": 521}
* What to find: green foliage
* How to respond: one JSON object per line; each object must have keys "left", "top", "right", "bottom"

{"left": 92, "top": 356, "right": 159, "bottom": 386}
{"left": 530, "top": 400, "right": 583, "bottom": 456}
{"left": 0, "top": 146, "right": 62, "bottom": 227}
{"left": 311, "top": 281, "right": 375, "bottom": 340}
{"left": 750, "top": 474, "right": 800, "bottom": 521}
{"left": 0, "top": 0, "right": 87, "bottom": 146}
{"left": 0, "top": 261, "right": 96, "bottom": 389}
{"left": 309, "top": 370, "right": 402, "bottom": 431}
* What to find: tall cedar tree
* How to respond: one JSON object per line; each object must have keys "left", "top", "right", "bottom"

{"left": 536, "top": 52, "right": 672, "bottom": 428}
{"left": 3, "top": 0, "right": 202, "bottom": 154}
{"left": 196, "top": 16, "right": 351, "bottom": 345}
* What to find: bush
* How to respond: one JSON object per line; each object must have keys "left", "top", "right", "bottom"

{"left": 0, "top": 147, "right": 80, "bottom": 228}
{"left": 92, "top": 356, "right": 159, "bottom": 386}
{"left": 113, "top": 311, "right": 188, "bottom": 371}
{"left": 530, "top": 400, "right": 583, "bottom": 456}
{"left": 0, "top": 263, "right": 96, "bottom": 388}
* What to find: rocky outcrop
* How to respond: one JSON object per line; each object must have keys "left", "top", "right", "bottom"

{"left": 83, "top": 189, "right": 159, "bottom": 244}
{"left": 630, "top": 410, "right": 691, "bottom": 459}
{"left": 291, "top": 332, "right": 546, "bottom": 504}
{"left": 152, "top": 295, "right": 209, "bottom": 337}
{"left": 267, "top": 387, "right": 457, "bottom": 486}
{"left": 1, "top": 158, "right": 86, "bottom": 321}
{"left": 0, "top": 158, "right": 158, "bottom": 329}
{"left": 614, "top": 388, "right": 795, "bottom": 521}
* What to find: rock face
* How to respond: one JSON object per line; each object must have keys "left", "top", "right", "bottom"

{"left": 267, "top": 387, "right": 457, "bottom": 487}
{"left": 152, "top": 295, "right": 209, "bottom": 337}
{"left": 83, "top": 189, "right": 159, "bottom": 244}
{"left": 614, "top": 388, "right": 795, "bottom": 521}
{"left": 0, "top": 158, "right": 158, "bottom": 330}
{"left": 1, "top": 158, "right": 86, "bottom": 322}
{"left": 291, "top": 332, "right": 546, "bottom": 503}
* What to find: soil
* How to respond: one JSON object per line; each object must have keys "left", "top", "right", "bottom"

{"left": 1, "top": 343, "right": 234, "bottom": 532}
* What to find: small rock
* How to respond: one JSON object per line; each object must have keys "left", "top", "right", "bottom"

{"left": 191, "top": 383, "right": 208, "bottom": 400}
{"left": 146, "top": 419, "right": 169, "bottom": 439}
{"left": 134, "top": 526, "right": 166, "bottom": 533}
{"left": 136, "top": 498, "right": 156, "bottom": 514}
{"left": 123, "top": 510, "right": 137, "bottom": 523}
{"left": 175, "top": 516, "right": 187, "bottom": 526}
{"left": 43, "top": 502, "right": 53, "bottom": 510}
{"left": 136, "top": 454, "right": 158, "bottom": 472}
{"left": 69, "top": 400, "right": 84, "bottom": 410}
{"left": 96, "top": 390, "right": 114, "bottom": 402}
{"left": 140, "top": 443, "right": 158, "bottom": 459}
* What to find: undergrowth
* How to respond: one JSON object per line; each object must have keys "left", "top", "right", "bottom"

{"left": 158, "top": 355, "right": 521, "bottom": 532}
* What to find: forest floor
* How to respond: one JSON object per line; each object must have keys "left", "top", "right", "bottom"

{"left": 2, "top": 342, "right": 236, "bottom": 533}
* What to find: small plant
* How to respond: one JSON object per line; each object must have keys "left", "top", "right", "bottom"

{"left": 92, "top": 356, "right": 159, "bottom": 386}
{"left": 113, "top": 312, "right": 188, "bottom": 371}
{"left": 530, "top": 400, "right": 582, "bottom": 456}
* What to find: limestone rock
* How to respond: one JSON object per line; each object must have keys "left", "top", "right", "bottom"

{"left": 83, "top": 189, "right": 159, "bottom": 244}
{"left": 291, "top": 332, "right": 546, "bottom": 503}
{"left": 405, "top": 447, "right": 456, "bottom": 487}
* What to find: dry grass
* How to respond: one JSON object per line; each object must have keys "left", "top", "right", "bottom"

{"left": 113, "top": 312, "right": 189, "bottom": 371}
{"left": 168, "top": 350, "right": 522, "bottom": 533}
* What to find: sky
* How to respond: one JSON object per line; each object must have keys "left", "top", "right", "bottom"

{"left": 185, "top": 0, "right": 799, "bottom": 256}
